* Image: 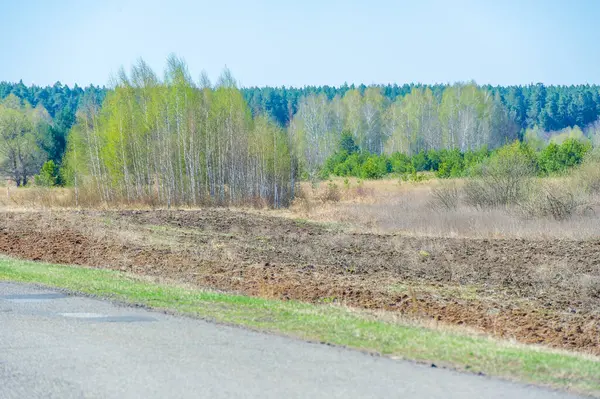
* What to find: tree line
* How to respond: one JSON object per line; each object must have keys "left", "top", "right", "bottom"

{"left": 1, "top": 68, "right": 600, "bottom": 205}
{"left": 3, "top": 80, "right": 600, "bottom": 134}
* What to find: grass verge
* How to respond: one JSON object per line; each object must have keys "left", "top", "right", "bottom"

{"left": 0, "top": 256, "right": 598, "bottom": 397}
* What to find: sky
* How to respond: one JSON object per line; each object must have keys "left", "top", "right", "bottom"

{"left": 1, "top": 0, "right": 599, "bottom": 88}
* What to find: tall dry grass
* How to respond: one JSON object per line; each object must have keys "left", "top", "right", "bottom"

{"left": 286, "top": 166, "right": 600, "bottom": 240}
{"left": 0, "top": 184, "right": 162, "bottom": 210}
{"left": 4, "top": 149, "right": 600, "bottom": 241}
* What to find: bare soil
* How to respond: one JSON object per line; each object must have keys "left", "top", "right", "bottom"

{"left": 0, "top": 209, "right": 599, "bottom": 354}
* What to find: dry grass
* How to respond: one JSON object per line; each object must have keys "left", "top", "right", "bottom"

{"left": 0, "top": 186, "right": 75, "bottom": 208}
{"left": 284, "top": 177, "right": 600, "bottom": 239}
{"left": 4, "top": 166, "right": 600, "bottom": 240}
{"left": 0, "top": 183, "right": 164, "bottom": 210}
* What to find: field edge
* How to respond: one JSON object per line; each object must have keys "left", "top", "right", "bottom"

{"left": 0, "top": 256, "right": 598, "bottom": 397}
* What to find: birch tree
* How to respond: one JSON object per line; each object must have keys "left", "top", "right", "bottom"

{"left": 64, "top": 57, "right": 295, "bottom": 208}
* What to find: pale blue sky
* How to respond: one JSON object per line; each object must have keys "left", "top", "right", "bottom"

{"left": 1, "top": 0, "right": 599, "bottom": 87}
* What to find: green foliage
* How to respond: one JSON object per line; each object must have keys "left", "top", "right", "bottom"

{"left": 463, "top": 147, "right": 490, "bottom": 171}
{"left": 389, "top": 152, "right": 411, "bottom": 174}
{"left": 470, "top": 141, "right": 538, "bottom": 177}
{"left": 320, "top": 151, "right": 392, "bottom": 180}
{"left": 411, "top": 151, "right": 429, "bottom": 172}
{"left": 34, "top": 160, "right": 60, "bottom": 187}
{"left": 63, "top": 58, "right": 295, "bottom": 208}
{"left": 3, "top": 80, "right": 600, "bottom": 186}
{"left": 4, "top": 79, "right": 600, "bottom": 191}
{"left": 436, "top": 149, "right": 464, "bottom": 178}
{"left": 241, "top": 83, "right": 600, "bottom": 135}
{"left": 539, "top": 138, "right": 591, "bottom": 174}
{"left": 0, "top": 81, "right": 105, "bottom": 168}
{"left": 321, "top": 145, "right": 495, "bottom": 180}
{"left": 0, "top": 97, "right": 48, "bottom": 186}
{"left": 360, "top": 156, "right": 388, "bottom": 179}
{"left": 339, "top": 131, "right": 359, "bottom": 154}
{"left": 318, "top": 138, "right": 593, "bottom": 182}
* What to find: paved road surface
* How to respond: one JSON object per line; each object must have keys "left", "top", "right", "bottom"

{"left": 0, "top": 282, "right": 585, "bottom": 399}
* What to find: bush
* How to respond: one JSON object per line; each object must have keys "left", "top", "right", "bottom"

{"left": 538, "top": 138, "right": 591, "bottom": 175}
{"left": 360, "top": 156, "right": 388, "bottom": 179}
{"left": 464, "top": 141, "right": 537, "bottom": 208}
{"left": 321, "top": 181, "right": 341, "bottom": 202}
{"left": 411, "top": 150, "right": 429, "bottom": 172}
{"left": 390, "top": 153, "right": 411, "bottom": 174}
{"left": 429, "top": 182, "right": 459, "bottom": 211}
{"left": 570, "top": 148, "right": 600, "bottom": 195}
{"left": 436, "top": 149, "right": 464, "bottom": 178}
{"left": 518, "top": 183, "right": 587, "bottom": 221}
{"left": 34, "top": 160, "right": 60, "bottom": 187}
{"left": 463, "top": 146, "right": 489, "bottom": 171}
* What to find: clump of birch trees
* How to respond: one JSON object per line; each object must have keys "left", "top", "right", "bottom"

{"left": 63, "top": 57, "right": 294, "bottom": 207}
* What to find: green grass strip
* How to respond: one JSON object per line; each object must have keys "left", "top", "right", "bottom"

{"left": 0, "top": 257, "right": 598, "bottom": 397}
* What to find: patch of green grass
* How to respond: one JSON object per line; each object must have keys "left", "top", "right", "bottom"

{"left": 293, "top": 218, "right": 310, "bottom": 226}
{"left": 0, "top": 257, "right": 598, "bottom": 397}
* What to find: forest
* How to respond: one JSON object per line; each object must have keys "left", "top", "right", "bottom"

{"left": 1, "top": 58, "right": 600, "bottom": 207}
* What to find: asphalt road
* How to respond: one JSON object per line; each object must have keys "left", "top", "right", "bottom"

{"left": 0, "top": 282, "right": 585, "bottom": 399}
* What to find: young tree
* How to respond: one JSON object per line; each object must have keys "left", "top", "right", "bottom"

{"left": 362, "top": 87, "right": 385, "bottom": 154}
{"left": 0, "top": 101, "right": 45, "bottom": 186}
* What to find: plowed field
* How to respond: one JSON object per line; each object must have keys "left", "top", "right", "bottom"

{"left": 1, "top": 209, "right": 599, "bottom": 354}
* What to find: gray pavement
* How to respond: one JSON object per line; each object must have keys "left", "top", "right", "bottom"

{"left": 0, "top": 282, "right": 586, "bottom": 399}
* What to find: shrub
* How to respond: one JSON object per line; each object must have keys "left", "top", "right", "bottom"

{"left": 436, "top": 149, "right": 464, "bottom": 178}
{"left": 463, "top": 146, "right": 489, "bottom": 170}
{"left": 570, "top": 148, "right": 600, "bottom": 195}
{"left": 429, "top": 182, "right": 459, "bottom": 211}
{"left": 518, "top": 183, "right": 587, "bottom": 221}
{"left": 360, "top": 156, "right": 388, "bottom": 179}
{"left": 320, "top": 181, "right": 341, "bottom": 202}
{"left": 538, "top": 138, "right": 591, "bottom": 175}
{"left": 319, "top": 138, "right": 586, "bottom": 181}
{"left": 390, "top": 153, "right": 411, "bottom": 174}
{"left": 464, "top": 141, "right": 537, "bottom": 208}
{"left": 34, "top": 160, "right": 60, "bottom": 187}
{"left": 411, "top": 150, "right": 429, "bottom": 172}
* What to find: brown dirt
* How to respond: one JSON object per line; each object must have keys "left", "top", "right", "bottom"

{"left": 0, "top": 209, "right": 599, "bottom": 354}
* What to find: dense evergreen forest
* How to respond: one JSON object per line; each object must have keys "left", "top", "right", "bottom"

{"left": 3, "top": 80, "right": 600, "bottom": 134}
{"left": 1, "top": 70, "right": 600, "bottom": 207}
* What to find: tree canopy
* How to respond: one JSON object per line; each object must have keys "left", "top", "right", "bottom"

{"left": 1, "top": 76, "right": 600, "bottom": 190}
